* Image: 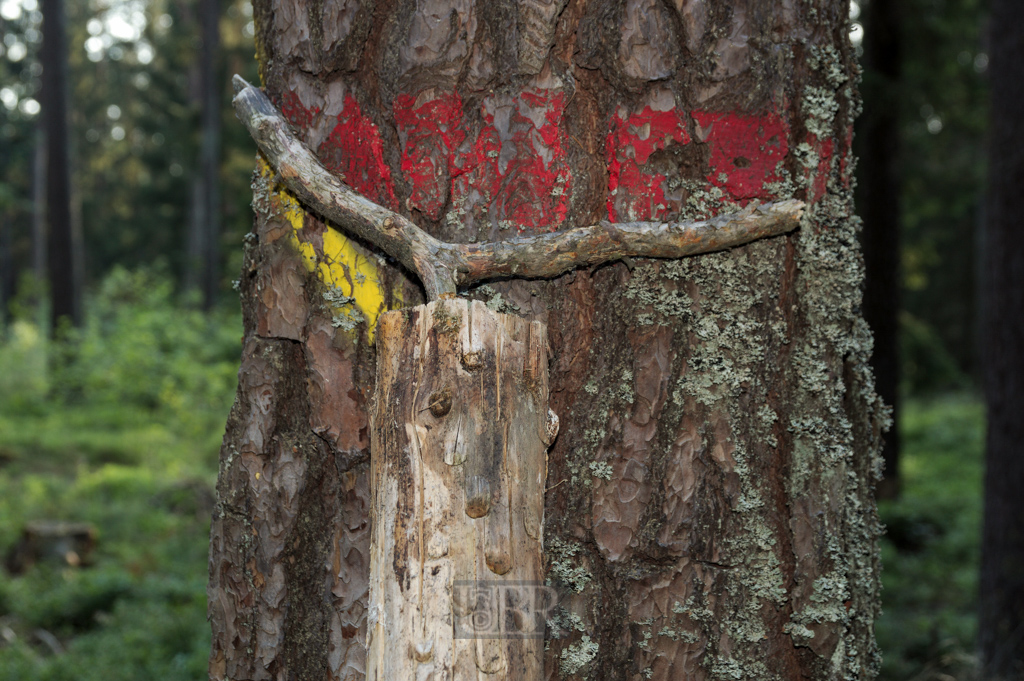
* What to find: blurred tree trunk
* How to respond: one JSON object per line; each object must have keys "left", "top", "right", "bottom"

{"left": 32, "top": 126, "right": 47, "bottom": 292}
{"left": 185, "top": 0, "right": 223, "bottom": 309}
{"left": 40, "top": 0, "right": 82, "bottom": 330}
{"left": 979, "top": 0, "right": 1024, "bottom": 675}
{"left": 208, "top": 1, "right": 885, "bottom": 679}
{"left": 0, "top": 193, "right": 11, "bottom": 328}
{"left": 858, "top": 0, "right": 902, "bottom": 499}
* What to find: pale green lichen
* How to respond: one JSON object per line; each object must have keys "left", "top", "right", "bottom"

{"left": 794, "top": 142, "right": 820, "bottom": 170}
{"left": 783, "top": 621, "right": 817, "bottom": 641}
{"left": 330, "top": 307, "right": 365, "bottom": 331}
{"left": 559, "top": 635, "right": 599, "bottom": 676}
{"left": 476, "top": 284, "right": 521, "bottom": 314}
{"left": 444, "top": 192, "right": 468, "bottom": 230}
{"left": 322, "top": 285, "right": 365, "bottom": 331}
{"left": 322, "top": 285, "right": 355, "bottom": 307}
{"left": 548, "top": 607, "right": 587, "bottom": 639}
{"left": 617, "top": 368, "right": 635, "bottom": 404}
{"left": 659, "top": 627, "right": 699, "bottom": 643}
{"left": 808, "top": 44, "right": 848, "bottom": 89}
{"left": 547, "top": 536, "right": 592, "bottom": 594}
{"left": 588, "top": 460, "right": 613, "bottom": 481}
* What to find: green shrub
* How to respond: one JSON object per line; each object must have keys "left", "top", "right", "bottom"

{"left": 876, "top": 395, "right": 984, "bottom": 680}
{"left": 0, "top": 267, "right": 236, "bottom": 680}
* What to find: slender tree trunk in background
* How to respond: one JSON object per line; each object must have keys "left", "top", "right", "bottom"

{"left": 185, "top": 0, "right": 223, "bottom": 309}
{"left": 208, "top": 1, "right": 886, "bottom": 679}
{"left": 0, "top": 140, "right": 10, "bottom": 326}
{"left": 858, "top": 0, "right": 901, "bottom": 500}
{"left": 0, "top": 202, "right": 11, "bottom": 329}
{"left": 199, "top": 0, "right": 222, "bottom": 308}
{"left": 979, "top": 0, "right": 1024, "bottom": 675}
{"left": 40, "top": 0, "right": 81, "bottom": 330}
{"left": 32, "top": 126, "right": 47, "bottom": 291}
{"left": 185, "top": 0, "right": 203, "bottom": 296}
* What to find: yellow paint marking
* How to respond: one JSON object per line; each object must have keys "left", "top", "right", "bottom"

{"left": 257, "top": 158, "right": 400, "bottom": 342}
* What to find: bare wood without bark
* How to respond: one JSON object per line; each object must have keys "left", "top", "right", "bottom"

{"left": 369, "top": 299, "right": 551, "bottom": 680}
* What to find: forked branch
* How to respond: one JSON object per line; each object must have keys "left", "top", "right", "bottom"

{"left": 232, "top": 75, "right": 804, "bottom": 300}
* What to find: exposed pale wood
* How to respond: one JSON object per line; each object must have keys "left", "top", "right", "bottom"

{"left": 231, "top": 76, "right": 804, "bottom": 301}
{"left": 368, "top": 299, "right": 552, "bottom": 681}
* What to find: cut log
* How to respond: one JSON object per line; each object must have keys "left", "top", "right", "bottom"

{"left": 368, "top": 299, "right": 554, "bottom": 680}
{"left": 5, "top": 520, "right": 97, "bottom": 573}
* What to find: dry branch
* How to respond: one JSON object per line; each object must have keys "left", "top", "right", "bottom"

{"left": 232, "top": 76, "right": 804, "bottom": 300}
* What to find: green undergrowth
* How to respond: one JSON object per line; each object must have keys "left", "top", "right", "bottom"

{"left": 0, "top": 267, "right": 241, "bottom": 681}
{"left": 877, "top": 394, "right": 985, "bottom": 681}
{"left": 0, "top": 269, "right": 985, "bottom": 680}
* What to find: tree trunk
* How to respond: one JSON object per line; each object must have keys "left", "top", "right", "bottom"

{"left": 208, "top": 2, "right": 885, "bottom": 680}
{"left": 0, "top": 203, "right": 11, "bottom": 328}
{"left": 185, "top": 0, "right": 223, "bottom": 309}
{"left": 857, "top": 0, "right": 901, "bottom": 500}
{"left": 32, "top": 126, "right": 47, "bottom": 292}
{"left": 979, "top": 0, "right": 1024, "bottom": 675}
{"left": 40, "top": 0, "right": 82, "bottom": 330}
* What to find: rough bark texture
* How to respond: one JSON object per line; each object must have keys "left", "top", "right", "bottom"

{"left": 979, "top": 0, "right": 1024, "bottom": 675}
{"left": 209, "top": 1, "right": 885, "bottom": 679}
{"left": 369, "top": 299, "right": 550, "bottom": 680}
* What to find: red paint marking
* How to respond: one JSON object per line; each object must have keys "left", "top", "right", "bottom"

{"left": 606, "top": 107, "right": 691, "bottom": 221}
{"left": 317, "top": 96, "right": 398, "bottom": 210}
{"left": 449, "top": 89, "right": 572, "bottom": 233}
{"left": 805, "top": 134, "right": 834, "bottom": 202}
{"left": 692, "top": 111, "right": 789, "bottom": 201}
{"left": 394, "top": 92, "right": 466, "bottom": 220}
{"left": 277, "top": 91, "right": 320, "bottom": 131}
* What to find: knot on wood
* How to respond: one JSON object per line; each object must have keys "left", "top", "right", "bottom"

{"left": 412, "top": 639, "right": 433, "bottom": 662}
{"left": 462, "top": 351, "right": 482, "bottom": 371}
{"left": 427, "top": 387, "right": 452, "bottom": 418}
{"left": 465, "top": 475, "right": 492, "bottom": 518}
{"left": 543, "top": 408, "right": 560, "bottom": 446}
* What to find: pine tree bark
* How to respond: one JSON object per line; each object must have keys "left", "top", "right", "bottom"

{"left": 979, "top": 0, "right": 1024, "bottom": 675}
{"left": 208, "top": 2, "right": 885, "bottom": 679}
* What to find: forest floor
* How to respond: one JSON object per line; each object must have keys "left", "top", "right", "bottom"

{"left": 0, "top": 276, "right": 985, "bottom": 680}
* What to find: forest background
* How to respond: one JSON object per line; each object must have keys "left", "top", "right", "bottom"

{"left": 0, "top": 0, "right": 993, "bottom": 679}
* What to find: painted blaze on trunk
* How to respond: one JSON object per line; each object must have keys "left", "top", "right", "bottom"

{"left": 209, "top": 1, "right": 885, "bottom": 680}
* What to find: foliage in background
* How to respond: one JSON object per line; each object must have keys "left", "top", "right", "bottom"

{"left": 0, "top": 266, "right": 240, "bottom": 679}
{"left": 881, "top": 0, "right": 987, "bottom": 393}
{"left": 876, "top": 396, "right": 984, "bottom": 681}
{"left": 1, "top": 0, "right": 258, "bottom": 306}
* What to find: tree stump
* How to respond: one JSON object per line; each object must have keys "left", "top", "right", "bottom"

{"left": 368, "top": 299, "right": 554, "bottom": 680}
